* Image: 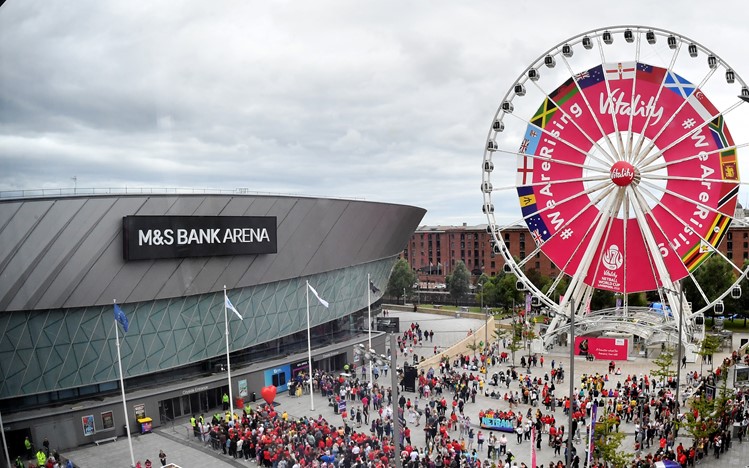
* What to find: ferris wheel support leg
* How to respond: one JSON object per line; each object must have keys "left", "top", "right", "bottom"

{"left": 563, "top": 190, "right": 622, "bottom": 324}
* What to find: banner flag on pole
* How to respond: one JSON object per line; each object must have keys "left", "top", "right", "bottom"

{"left": 114, "top": 304, "right": 129, "bottom": 333}
{"left": 531, "top": 425, "right": 536, "bottom": 468}
{"left": 369, "top": 280, "right": 381, "bottom": 294}
{"left": 588, "top": 403, "right": 598, "bottom": 467}
{"left": 308, "top": 283, "right": 329, "bottom": 308}
{"left": 225, "top": 292, "right": 243, "bottom": 320}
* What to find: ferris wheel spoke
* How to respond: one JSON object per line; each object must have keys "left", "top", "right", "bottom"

{"left": 632, "top": 52, "right": 718, "bottom": 166}
{"left": 636, "top": 182, "right": 744, "bottom": 276}
{"left": 491, "top": 174, "right": 611, "bottom": 194}
{"left": 515, "top": 185, "right": 617, "bottom": 271}
{"left": 594, "top": 36, "right": 629, "bottom": 159}
{"left": 626, "top": 186, "right": 678, "bottom": 288}
{"left": 559, "top": 186, "right": 624, "bottom": 313}
{"left": 554, "top": 38, "right": 622, "bottom": 161}
{"left": 639, "top": 142, "right": 749, "bottom": 174}
{"left": 582, "top": 189, "right": 626, "bottom": 290}
{"left": 622, "top": 190, "right": 631, "bottom": 296}
{"left": 537, "top": 57, "right": 619, "bottom": 166}
{"left": 637, "top": 98, "right": 742, "bottom": 169}
{"left": 683, "top": 268, "right": 713, "bottom": 312}
{"left": 638, "top": 178, "right": 736, "bottom": 228}
{"left": 620, "top": 34, "right": 644, "bottom": 161}
{"left": 630, "top": 41, "right": 683, "bottom": 161}
{"left": 505, "top": 179, "right": 613, "bottom": 229}
{"left": 626, "top": 188, "right": 666, "bottom": 294}
{"left": 488, "top": 145, "right": 610, "bottom": 175}
{"left": 503, "top": 112, "right": 616, "bottom": 171}
{"left": 640, "top": 174, "right": 746, "bottom": 188}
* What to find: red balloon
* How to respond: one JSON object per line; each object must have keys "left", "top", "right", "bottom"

{"left": 261, "top": 385, "right": 277, "bottom": 405}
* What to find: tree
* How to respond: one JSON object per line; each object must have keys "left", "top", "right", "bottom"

{"left": 684, "top": 393, "right": 718, "bottom": 441}
{"left": 466, "top": 341, "right": 480, "bottom": 358}
{"left": 524, "top": 268, "right": 544, "bottom": 289}
{"left": 627, "top": 292, "right": 648, "bottom": 307}
{"left": 592, "top": 416, "right": 631, "bottom": 468}
{"left": 386, "top": 259, "right": 417, "bottom": 303}
{"left": 475, "top": 273, "right": 490, "bottom": 310}
{"left": 685, "top": 255, "right": 735, "bottom": 315}
{"left": 590, "top": 289, "right": 616, "bottom": 310}
{"left": 697, "top": 334, "right": 721, "bottom": 373}
{"left": 447, "top": 261, "right": 471, "bottom": 305}
{"left": 496, "top": 273, "right": 523, "bottom": 312}
{"left": 650, "top": 346, "right": 676, "bottom": 386}
{"left": 724, "top": 259, "right": 749, "bottom": 327}
{"left": 684, "top": 369, "right": 731, "bottom": 444}
{"left": 494, "top": 320, "right": 525, "bottom": 367}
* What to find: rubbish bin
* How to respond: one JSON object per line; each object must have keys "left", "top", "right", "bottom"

{"left": 250, "top": 392, "right": 256, "bottom": 402}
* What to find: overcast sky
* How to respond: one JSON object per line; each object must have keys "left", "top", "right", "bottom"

{"left": 2, "top": 1, "right": 749, "bottom": 226}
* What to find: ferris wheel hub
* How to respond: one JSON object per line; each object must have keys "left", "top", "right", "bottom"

{"left": 610, "top": 161, "right": 638, "bottom": 187}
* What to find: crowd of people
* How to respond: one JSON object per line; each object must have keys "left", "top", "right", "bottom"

{"left": 177, "top": 316, "right": 749, "bottom": 468}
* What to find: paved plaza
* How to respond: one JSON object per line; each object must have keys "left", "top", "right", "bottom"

{"left": 60, "top": 310, "right": 749, "bottom": 467}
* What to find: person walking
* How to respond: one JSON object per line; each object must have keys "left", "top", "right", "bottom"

{"left": 159, "top": 450, "right": 167, "bottom": 466}
{"left": 499, "top": 433, "right": 508, "bottom": 455}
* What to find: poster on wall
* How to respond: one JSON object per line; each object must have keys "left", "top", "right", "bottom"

{"left": 574, "top": 336, "right": 628, "bottom": 360}
{"left": 238, "top": 379, "right": 248, "bottom": 398}
{"left": 101, "top": 411, "right": 114, "bottom": 430}
{"left": 82, "top": 415, "right": 95, "bottom": 437}
{"left": 264, "top": 365, "right": 291, "bottom": 391}
{"left": 133, "top": 403, "right": 146, "bottom": 420}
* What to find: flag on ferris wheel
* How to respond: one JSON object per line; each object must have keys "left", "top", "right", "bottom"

{"left": 604, "top": 61, "right": 636, "bottom": 81}
{"left": 687, "top": 89, "right": 719, "bottom": 122}
{"left": 664, "top": 71, "right": 695, "bottom": 99}
{"left": 708, "top": 114, "right": 731, "bottom": 149}
{"left": 576, "top": 65, "right": 604, "bottom": 89}
{"left": 636, "top": 62, "right": 666, "bottom": 84}
{"left": 699, "top": 240, "right": 712, "bottom": 254}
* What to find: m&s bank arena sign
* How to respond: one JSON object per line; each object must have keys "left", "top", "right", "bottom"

{"left": 122, "top": 215, "right": 277, "bottom": 260}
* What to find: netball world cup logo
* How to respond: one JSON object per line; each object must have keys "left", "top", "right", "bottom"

{"left": 602, "top": 244, "right": 623, "bottom": 270}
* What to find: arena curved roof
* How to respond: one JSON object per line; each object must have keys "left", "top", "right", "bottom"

{"left": 0, "top": 193, "right": 425, "bottom": 399}
{"left": 0, "top": 193, "right": 424, "bottom": 312}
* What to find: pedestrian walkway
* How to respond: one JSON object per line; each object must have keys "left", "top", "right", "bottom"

{"left": 59, "top": 309, "right": 748, "bottom": 467}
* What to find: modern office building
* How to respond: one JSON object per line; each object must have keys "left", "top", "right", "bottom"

{"left": 0, "top": 191, "right": 425, "bottom": 455}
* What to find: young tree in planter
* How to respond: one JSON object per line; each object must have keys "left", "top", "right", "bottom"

{"left": 592, "top": 416, "right": 631, "bottom": 468}
{"left": 697, "top": 334, "right": 721, "bottom": 374}
{"left": 651, "top": 346, "right": 676, "bottom": 387}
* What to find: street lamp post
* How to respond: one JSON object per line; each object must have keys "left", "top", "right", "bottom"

{"left": 526, "top": 320, "right": 532, "bottom": 375}
{"left": 566, "top": 298, "right": 576, "bottom": 468}
{"left": 676, "top": 283, "right": 685, "bottom": 405}
{"left": 480, "top": 283, "right": 487, "bottom": 356}
{"left": 662, "top": 284, "right": 685, "bottom": 404}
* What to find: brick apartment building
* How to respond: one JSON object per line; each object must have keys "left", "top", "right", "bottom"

{"left": 402, "top": 222, "right": 749, "bottom": 286}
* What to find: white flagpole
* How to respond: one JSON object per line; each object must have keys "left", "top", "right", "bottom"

{"left": 306, "top": 281, "right": 315, "bottom": 411}
{"left": 224, "top": 286, "right": 235, "bottom": 422}
{"left": 114, "top": 300, "right": 135, "bottom": 468}
{"left": 367, "top": 273, "right": 372, "bottom": 383}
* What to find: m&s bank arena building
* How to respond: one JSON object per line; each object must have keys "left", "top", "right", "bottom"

{"left": 0, "top": 189, "right": 425, "bottom": 455}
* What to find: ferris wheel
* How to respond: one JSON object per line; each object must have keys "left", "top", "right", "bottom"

{"left": 481, "top": 26, "right": 749, "bottom": 355}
